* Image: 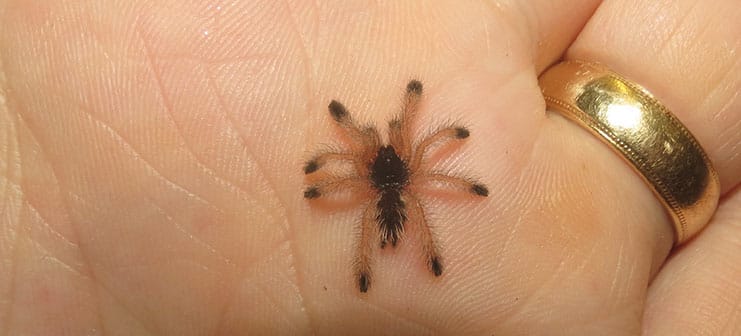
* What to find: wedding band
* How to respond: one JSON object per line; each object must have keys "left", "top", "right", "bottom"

{"left": 539, "top": 60, "right": 720, "bottom": 245}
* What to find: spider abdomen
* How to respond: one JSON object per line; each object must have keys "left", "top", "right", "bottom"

{"left": 376, "top": 189, "right": 406, "bottom": 247}
{"left": 369, "top": 145, "right": 409, "bottom": 248}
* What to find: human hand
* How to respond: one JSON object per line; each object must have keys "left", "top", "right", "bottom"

{"left": 1, "top": 1, "right": 739, "bottom": 335}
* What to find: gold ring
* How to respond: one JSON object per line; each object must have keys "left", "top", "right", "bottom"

{"left": 539, "top": 60, "right": 720, "bottom": 245}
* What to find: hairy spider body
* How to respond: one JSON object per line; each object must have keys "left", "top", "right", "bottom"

{"left": 371, "top": 145, "right": 409, "bottom": 248}
{"left": 304, "top": 80, "right": 488, "bottom": 293}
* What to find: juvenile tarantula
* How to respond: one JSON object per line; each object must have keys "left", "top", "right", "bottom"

{"left": 304, "top": 80, "right": 488, "bottom": 292}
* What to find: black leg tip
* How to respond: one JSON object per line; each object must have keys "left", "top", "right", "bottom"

{"left": 303, "top": 160, "right": 319, "bottom": 174}
{"left": 359, "top": 273, "right": 370, "bottom": 293}
{"left": 328, "top": 100, "right": 348, "bottom": 122}
{"left": 471, "top": 184, "right": 489, "bottom": 197}
{"left": 431, "top": 257, "right": 443, "bottom": 276}
{"left": 454, "top": 127, "right": 470, "bottom": 139}
{"left": 406, "top": 80, "right": 423, "bottom": 95}
{"left": 303, "top": 187, "right": 320, "bottom": 199}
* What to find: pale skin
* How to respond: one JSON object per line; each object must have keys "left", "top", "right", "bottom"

{"left": 1, "top": 1, "right": 740, "bottom": 335}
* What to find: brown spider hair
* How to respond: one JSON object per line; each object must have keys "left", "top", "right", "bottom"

{"left": 304, "top": 80, "right": 488, "bottom": 292}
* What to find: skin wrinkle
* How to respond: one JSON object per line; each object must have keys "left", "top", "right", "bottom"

{"left": 700, "top": 75, "right": 741, "bottom": 152}
{"left": 11, "top": 112, "right": 108, "bottom": 334}
{"left": 1, "top": 107, "right": 19, "bottom": 222}
{"left": 283, "top": 0, "right": 317, "bottom": 100}
{"left": 499, "top": 253, "right": 567, "bottom": 325}
{"left": 243, "top": 281, "right": 298, "bottom": 332}
{"left": 57, "top": 195, "right": 111, "bottom": 335}
{"left": 12, "top": 27, "right": 232, "bottom": 215}
{"left": 144, "top": 53, "right": 281, "bottom": 65}
{"left": 54, "top": 115, "right": 208, "bottom": 334}
{"left": 620, "top": 190, "right": 660, "bottom": 282}
{"left": 721, "top": 298, "right": 741, "bottom": 333}
{"left": 214, "top": 222, "right": 298, "bottom": 335}
{"left": 479, "top": 114, "right": 568, "bottom": 325}
{"left": 0, "top": 191, "right": 19, "bottom": 336}
{"left": 70, "top": 97, "right": 225, "bottom": 216}
{"left": 478, "top": 0, "right": 519, "bottom": 46}
{"left": 92, "top": 272, "right": 161, "bottom": 336}
{"left": 565, "top": 313, "right": 637, "bottom": 335}
{"left": 654, "top": 0, "right": 699, "bottom": 58}
{"left": 137, "top": 31, "right": 258, "bottom": 205}
{"left": 130, "top": 39, "right": 299, "bottom": 329}
{"left": 610, "top": 204, "right": 637, "bottom": 306}
{"left": 136, "top": 22, "right": 305, "bottom": 330}
{"left": 203, "top": 69, "right": 287, "bottom": 230}
{"left": 203, "top": 54, "right": 315, "bottom": 333}
{"left": 23, "top": 193, "right": 78, "bottom": 249}
{"left": 73, "top": 170, "right": 220, "bottom": 333}
{"left": 356, "top": 298, "right": 436, "bottom": 335}
{"left": 1, "top": 149, "right": 17, "bottom": 233}
{"left": 695, "top": 272, "right": 739, "bottom": 332}
{"left": 701, "top": 39, "right": 741, "bottom": 119}
{"left": 482, "top": 15, "right": 493, "bottom": 58}
{"left": 492, "top": 210, "right": 523, "bottom": 277}
{"left": 508, "top": 235, "right": 601, "bottom": 328}
{"left": 606, "top": 239, "right": 625, "bottom": 304}
{"left": 213, "top": 239, "right": 293, "bottom": 335}
{"left": 570, "top": 232, "right": 602, "bottom": 279}
{"left": 0, "top": 108, "right": 19, "bottom": 335}
{"left": 145, "top": 195, "right": 232, "bottom": 266}
{"left": 690, "top": 35, "right": 740, "bottom": 119}
{"left": 643, "top": 185, "right": 741, "bottom": 333}
{"left": 517, "top": 0, "right": 541, "bottom": 62}
{"left": 240, "top": 240, "right": 312, "bottom": 330}
{"left": 25, "top": 235, "right": 85, "bottom": 278}
{"left": 480, "top": 124, "right": 546, "bottom": 312}
{"left": 713, "top": 87, "right": 740, "bottom": 122}
{"left": 619, "top": 262, "right": 640, "bottom": 313}
{"left": 23, "top": 200, "right": 85, "bottom": 277}
{"left": 2, "top": 204, "right": 19, "bottom": 336}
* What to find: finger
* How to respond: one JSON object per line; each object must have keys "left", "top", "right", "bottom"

{"left": 506, "top": 1, "right": 739, "bottom": 332}
{"left": 479, "top": 0, "right": 603, "bottom": 71}
{"left": 554, "top": 1, "right": 741, "bottom": 332}
{"left": 549, "top": 0, "right": 741, "bottom": 280}
{"left": 643, "top": 186, "right": 741, "bottom": 335}
{"left": 567, "top": 0, "right": 741, "bottom": 193}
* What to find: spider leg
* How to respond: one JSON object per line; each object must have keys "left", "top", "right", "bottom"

{"left": 305, "top": 150, "right": 374, "bottom": 179}
{"left": 404, "top": 192, "right": 444, "bottom": 276}
{"left": 388, "top": 80, "right": 423, "bottom": 161}
{"left": 303, "top": 176, "right": 366, "bottom": 199}
{"left": 355, "top": 198, "right": 378, "bottom": 292}
{"left": 416, "top": 173, "right": 489, "bottom": 197}
{"left": 409, "top": 125, "right": 470, "bottom": 172}
{"left": 328, "top": 100, "right": 381, "bottom": 150}
{"left": 303, "top": 152, "right": 356, "bottom": 174}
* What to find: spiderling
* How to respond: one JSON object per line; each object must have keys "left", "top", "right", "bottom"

{"left": 304, "top": 80, "right": 488, "bottom": 292}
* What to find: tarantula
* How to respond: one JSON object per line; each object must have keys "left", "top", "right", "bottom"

{"left": 303, "top": 80, "right": 488, "bottom": 292}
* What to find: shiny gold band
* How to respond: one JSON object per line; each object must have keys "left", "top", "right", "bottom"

{"left": 539, "top": 60, "right": 720, "bottom": 245}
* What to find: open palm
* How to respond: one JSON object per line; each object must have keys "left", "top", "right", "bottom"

{"left": 1, "top": 1, "right": 740, "bottom": 335}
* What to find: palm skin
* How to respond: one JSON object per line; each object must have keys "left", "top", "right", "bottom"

{"left": 0, "top": 1, "right": 739, "bottom": 335}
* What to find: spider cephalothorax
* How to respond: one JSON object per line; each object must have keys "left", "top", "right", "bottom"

{"left": 304, "top": 80, "right": 488, "bottom": 292}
